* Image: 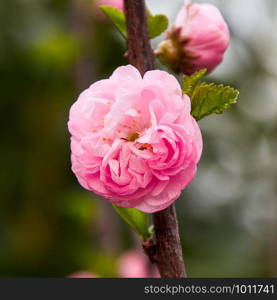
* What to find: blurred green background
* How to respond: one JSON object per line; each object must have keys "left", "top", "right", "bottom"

{"left": 0, "top": 0, "right": 276, "bottom": 277}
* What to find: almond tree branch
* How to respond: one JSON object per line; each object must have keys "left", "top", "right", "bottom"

{"left": 153, "top": 204, "right": 186, "bottom": 277}
{"left": 123, "top": 0, "right": 186, "bottom": 278}
{"left": 124, "top": 0, "right": 154, "bottom": 74}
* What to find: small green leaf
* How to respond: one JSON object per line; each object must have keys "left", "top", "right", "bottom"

{"left": 182, "top": 69, "right": 207, "bottom": 97}
{"left": 99, "top": 7, "right": 168, "bottom": 40}
{"left": 112, "top": 205, "right": 150, "bottom": 241}
{"left": 191, "top": 83, "right": 239, "bottom": 121}
{"left": 147, "top": 14, "right": 168, "bottom": 39}
{"left": 100, "top": 6, "right": 127, "bottom": 38}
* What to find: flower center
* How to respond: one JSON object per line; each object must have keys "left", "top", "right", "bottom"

{"left": 128, "top": 132, "right": 140, "bottom": 142}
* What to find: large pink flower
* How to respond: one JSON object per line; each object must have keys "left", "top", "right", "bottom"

{"left": 156, "top": 0, "right": 229, "bottom": 75}
{"left": 68, "top": 65, "right": 202, "bottom": 213}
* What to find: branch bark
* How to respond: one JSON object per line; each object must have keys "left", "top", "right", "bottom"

{"left": 153, "top": 205, "right": 186, "bottom": 277}
{"left": 124, "top": 0, "right": 154, "bottom": 74}
{"left": 123, "top": 0, "right": 186, "bottom": 278}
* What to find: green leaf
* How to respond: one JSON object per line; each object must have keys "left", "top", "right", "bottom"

{"left": 147, "top": 14, "right": 168, "bottom": 39}
{"left": 182, "top": 69, "right": 207, "bottom": 97}
{"left": 191, "top": 83, "right": 239, "bottom": 121}
{"left": 112, "top": 205, "right": 150, "bottom": 241}
{"left": 99, "top": 7, "right": 168, "bottom": 40}
{"left": 100, "top": 6, "right": 127, "bottom": 38}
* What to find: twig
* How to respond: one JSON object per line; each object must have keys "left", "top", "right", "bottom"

{"left": 153, "top": 205, "right": 186, "bottom": 277}
{"left": 124, "top": 0, "right": 154, "bottom": 74}
{"left": 123, "top": 0, "right": 186, "bottom": 278}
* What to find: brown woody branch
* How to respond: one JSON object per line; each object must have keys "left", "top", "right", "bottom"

{"left": 123, "top": 0, "right": 186, "bottom": 278}
{"left": 153, "top": 205, "right": 186, "bottom": 277}
{"left": 124, "top": 0, "right": 154, "bottom": 74}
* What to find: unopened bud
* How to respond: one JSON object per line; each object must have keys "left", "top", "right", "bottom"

{"left": 156, "top": 0, "right": 229, "bottom": 75}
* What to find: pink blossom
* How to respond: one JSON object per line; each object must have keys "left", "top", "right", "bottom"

{"left": 95, "top": 0, "right": 124, "bottom": 11}
{"left": 68, "top": 65, "right": 202, "bottom": 213}
{"left": 118, "top": 250, "right": 159, "bottom": 278}
{"left": 156, "top": 0, "right": 229, "bottom": 75}
{"left": 69, "top": 271, "right": 98, "bottom": 278}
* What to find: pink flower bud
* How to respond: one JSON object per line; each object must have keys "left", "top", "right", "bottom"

{"left": 156, "top": 0, "right": 229, "bottom": 75}
{"left": 118, "top": 250, "right": 159, "bottom": 278}
{"left": 69, "top": 271, "right": 98, "bottom": 278}
{"left": 96, "top": 0, "right": 124, "bottom": 11}
{"left": 68, "top": 65, "right": 202, "bottom": 213}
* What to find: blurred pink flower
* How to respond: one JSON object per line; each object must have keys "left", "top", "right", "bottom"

{"left": 156, "top": 0, "right": 229, "bottom": 75}
{"left": 118, "top": 250, "right": 159, "bottom": 278}
{"left": 68, "top": 65, "right": 202, "bottom": 213}
{"left": 69, "top": 271, "right": 98, "bottom": 278}
{"left": 95, "top": 0, "right": 124, "bottom": 11}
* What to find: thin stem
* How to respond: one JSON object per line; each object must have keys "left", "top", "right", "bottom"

{"left": 123, "top": 0, "right": 186, "bottom": 278}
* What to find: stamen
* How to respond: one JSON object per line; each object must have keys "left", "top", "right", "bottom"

{"left": 128, "top": 132, "right": 140, "bottom": 142}
{"left": 138, "top": 143, "right": 152, "bottom": 151}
